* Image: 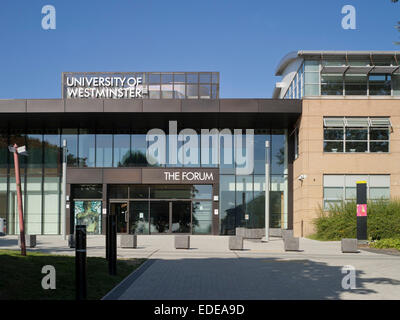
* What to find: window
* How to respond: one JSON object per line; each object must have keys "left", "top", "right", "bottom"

{"left": 323, "top": 174, "right": 390, "bottom": 209}
{"left": 369, "top": 74, "right": 391, "bottom": 96}
{"left": 323, "top": 117, "right": 390, "bottom": 153}
{"left": 344, "top": 74, "right": 367, "bottom": 95}
{"left": 321, "top": 74, "right": 343, "bottom": 95}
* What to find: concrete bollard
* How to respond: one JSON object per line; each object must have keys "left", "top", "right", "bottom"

{"left": 68, "top": 234, "right": 75, "bottom": 248}
{"left": 341, "top": 238, "right": 359, "bottom": 253}
{"left": 229, "top": 236, "right": 244, "bottom": 250}
{"left": 175, "top": 235, "right": 190, "bottom": 249}
{"left": 19, "top": 234, "right": 36, "bottom": 248}
{"left": 284, "top": 237, "right": 299, "bottom": 251}
{"left": 120, "top": 234, "right": 137, "bottom": 248}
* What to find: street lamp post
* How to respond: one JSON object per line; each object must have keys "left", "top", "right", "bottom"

{"left": 8, "top": 144, "right": 28, "bottom": 256}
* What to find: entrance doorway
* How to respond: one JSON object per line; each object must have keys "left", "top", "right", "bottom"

{"left": 110, "top": 202, "right": 128, "bottom": 233}
{"left": 149, "top": 201, "right": 191, "bottom": 234}
{"left": 107, "top": 184, "right": 213, "bottom": 235}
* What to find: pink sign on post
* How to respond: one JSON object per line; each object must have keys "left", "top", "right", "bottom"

{"left": 357, "top": 204, "right": 367, "bottom": 217}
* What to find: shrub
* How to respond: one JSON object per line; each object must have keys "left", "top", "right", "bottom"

{"left": 313, "top": 199, "right": 400, "bottom": 241}
{"left": 370, "top": 238, "right": 400, "bottom": 251}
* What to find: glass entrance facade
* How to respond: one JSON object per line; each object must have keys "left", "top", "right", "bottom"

{"left": 108, "top": 184, "right": 213, "bottom": 234}
{"left": 0, "top": 127, "right": 289, "bottom": 235}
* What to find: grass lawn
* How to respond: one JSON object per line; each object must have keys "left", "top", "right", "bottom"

{"left": 0, "top": 249, "right": 145, "bottom": 300}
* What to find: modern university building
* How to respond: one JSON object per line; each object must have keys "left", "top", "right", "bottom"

{"left": 0, "top": 50, "right": 399, "bottom": 238}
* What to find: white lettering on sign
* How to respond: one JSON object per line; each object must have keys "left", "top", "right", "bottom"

{"left": 65, "top": 76, "right": 145, "bottom": 99}
{"left": 163, "top": 171, "right": 214, "bottom": 182}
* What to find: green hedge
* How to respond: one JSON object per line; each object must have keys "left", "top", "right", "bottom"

{"left": 313, "top": 199, "right": 400, "bottom": 241}
{"left": 370, "top": 238, "right": 400, "bottom": 251}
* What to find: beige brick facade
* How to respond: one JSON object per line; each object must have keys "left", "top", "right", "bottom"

{"left": 293, "top": 99, "right": 400, "bottom": 237}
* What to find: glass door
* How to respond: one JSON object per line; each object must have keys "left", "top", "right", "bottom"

{"left": 110, "top": 202, "right": 128, "bottom": 233}
{"left": 129, "top": 201, "right": 149, "bottom": 234}
{"left": 171, "top": 201, "right": 191, "bottom": 233}
{"left": 150, "top": 201, "right": 169, "bottom": 234}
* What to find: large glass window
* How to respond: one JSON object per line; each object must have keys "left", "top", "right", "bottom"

{"left": 219, "top": 175, "right": 236, "bottom": 235}
{"left": 345, "top": 74, "right": 367, "bottom": 95}
{"left": 95, "top": 132, "right": 112, "bottom": 167}
{"left": 78, "top": 129, "right": 95, "bottom": 167}
{"left": 369, "top": 74, "right": 391, "bottom": 95}
{"left": 0, "top": 132, "right": 7, "bottom": 176}
{"left": 131, "top": 134, "right": 148, "bottom": 167}
{"left": 113, "top": 132, "right": 130, "bottom": 167}
{"left": 26, "top": 132, "right": 43, "bottom": 176}
{"left": 25, "top": 176, "right": 42, "bottom": 234}
{"left": 321, "top": 74, "right": 343, "bottom": 95}
{"left": 323, "top": 174, "right": 390, "bottom": 209}
{"left": 62, "top": 129, "right": 78, "bottom": 167}
{"left": 44, "top": 131, "right": 60, "bottom": 176}
{"left": 43, "top": 177, "right": 60, "bottom": 234}
{"left": 324, "top": 117, "right": 390, "bottom": 153}
{"left": 192, "top": 201, "right": 212, "bottom": 234}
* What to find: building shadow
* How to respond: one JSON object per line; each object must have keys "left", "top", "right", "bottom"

{"left": 112, "top": 257, "right": 400, "bottom": 300}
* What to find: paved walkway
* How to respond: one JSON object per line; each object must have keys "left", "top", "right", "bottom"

{"left": 1, "top": 235, "right": 400, "bottom": 299}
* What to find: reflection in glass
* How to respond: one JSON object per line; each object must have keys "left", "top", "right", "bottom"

{"left": 150, "top": 202, "right": 169, "bottom": 233}
{"left": 78, "top": 129, "right": 95, "bottom": 167}
{"left": 370, "top": 142, "right": 389, "bottom": 152}
{"left": 62, "top": 129, "right": 78, "bottom": 167}
{"left": 192, "top": 201, "right": 212, "bottom": 234}
{"left": 345, "top": 75, "right": 367, "bottom": 95}
{"left": 131, "top": 134, "right": 148, "bottom": 166}
{"left": 324, "top": 128, "right": 344, "bottom": 140}
{"left": 96, "top": 133, "right": 112, "bottom": 167}
{"left": 193, "top": 185, "right": 212, "bottom": 199}
{"left": 271, "top": 130, "right": 286, "bottom": 174}
{"left": 26, "top": 133, "right": 43, "bottom": 176}
{"left": 324, "top": 141, "right": 344, "bottom": 152}
{"left": 369, "top": 74, "right": 391, "bottom": 95}
{"left": 113, "top": 133, "right": 130, "bottom": 167}
{"left": 44, "top": 131, "right": 60, "bottom": 176}
{"left": 345, "top": 141, "right": 367, "bottom": 152}
{"left": 219, "top": 175, "right": 236, "bottom": 235}
{"left": 171, "top": 201, "right": 191, "bottom": 233}
{"left": 129, "top": 201, "right": 149, "bottom": 234}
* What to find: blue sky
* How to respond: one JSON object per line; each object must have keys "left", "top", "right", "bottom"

{"left": 0, "top": 0, "right": 399, "bottom": 99}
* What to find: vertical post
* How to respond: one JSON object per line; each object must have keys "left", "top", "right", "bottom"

{"left": 356, "top": 181, "right": 368, "bottom": 241}
{"left": 75, "top": 225, "right": 87, "bottom": 300}
{"left": 106, "top": 212, "right": 109, "bottom": 260}
{"left": 61, "top": 140, "right": 67, "bottom": 240}
{"left": 13, "top": 144, "right": 26, "bottom": 256}
{"left": 262, "top": 140, "right": 270, "bottom": 242}
{"left": 108, "top": 213, "right": 117, "bottom": 275}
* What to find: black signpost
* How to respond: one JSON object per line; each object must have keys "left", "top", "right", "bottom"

{"left": 75, "top": 225, "right": 87, "bottom": 300}
{"left": 356, "top": 181, "right": 368, "bottom": 241}
{"left": 108, "top": 214, "right": 117, "bottom": 275}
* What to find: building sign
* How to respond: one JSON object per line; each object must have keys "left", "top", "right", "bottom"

{"left": 163, "top": 171, "right": 214, "bottom": 182}
{"left": 141, "top": 168, "right": 218, "bottom": 184}
{"left": 62, "top": 72, "right": 147, "bottom": 99}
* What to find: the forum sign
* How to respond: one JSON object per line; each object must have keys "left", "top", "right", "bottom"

{"left": 62, "top": 72, "right": 146, "bottom": 99}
